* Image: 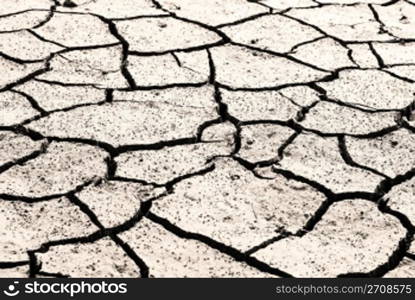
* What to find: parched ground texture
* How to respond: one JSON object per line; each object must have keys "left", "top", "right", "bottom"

{"left": 1, "top": 0, "right": 415, "bottom": 278}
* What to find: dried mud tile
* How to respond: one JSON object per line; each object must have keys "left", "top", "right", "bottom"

{"left": 221, "top": 87, "right": 318, "bottom": 121}
{"left": 221, "top": 90, "right": 300, "bottom": 121}
{"left": 127, "top": 50, "right": 210, "bottom": 86}
{"left": 113, "top": 84, "right": 215, "bottom": 107}
{"left": 15, "top": 80, "right": 105, "bottom": 111}
{"left": 0, "top": 132, "right": 45, "bottom": 166}
{"left": 238, "top": 124, "right": 296, "bottom": 163}
{"left": 0, "top": 91, "right": 40, "bottom": 125}
{"left": 28, "top": 88, "right": 217, "bottom": 146}
{"left": 319, "top": 69, "right": 415, "bottom": 110}
{"left": 346, "top": 129, "right": 415, "bottom": 178}
{"left": 36, "top": 237, "right": 140, "bottom": 277}
{"left": 0, "top": 197, "right": 97, "bottom": 261}
{"left": 116, "top": 142, "right": 231, "bottom": 184}
{"left": 376, "top": 1, "right": 415, "bottom": 39}
{"left": 258, "top": 0, "right": 317, "bottom": 11}
{"left": 0, "top": 142, "right": 108, "bottom": 198}
{"left": 287, "top": 5, "right": 392, "bottom": 42}
{"left": 0, "top": 11, "right": 52, "bottom": 33}
{"left": 116, "top": 17, "right": 222, "bottom": 53}
{"left": 221, "top": 14, "right": 322, "bottom": 53}
{"left": 158, "top": 0, "right": 267, "bottom": 26}
{"left": 33, "top": 13, "right": 118, "bottom": 47}
{"left": 318, "top": 0, "right": 389, "bottom": 3}
{"left": 120, "top": 218, "right": 276, "bottom": 277}
{"left": 373, "top": 42, "right": 415, "bottom": 65}
{"left": 254, "top": 200, "right": 406, "bottom": 277}
{"left": 37, "top": 46, "right": 128, "bottom": 88}
{"left": 384, "top": 258, "right": 415, "bottom": 277}
{"left": 76, "top": 181, "right": 166, "bottom": 228}
{"left": 0, "top": 0, "right": 52, "bottom": 15}
{"left": 279, "top": 134, "right": 382, "bottom": 193}
{"left": 211, "top": 45, "right": 329, "bottom": 89}
{"left": 0, "top": 58, "right": 45, "bottom": 90}
{"left": 290, "top": 38, "right": 355, "bottom": 71}
{"left": 0, "top": 31, "right": 62, "bottom": 61}
{"left": 385, "top": 65, "right": 415, "bottom": 82}
{"left": 151, "top": 158, "right": 327, "bottom": 251}
{"left": 57, "top": 0, "right": 163, "bottom": 19}
{"left": 384, "top": 177, "right": 415, "bottom": 225}
{"left": 301, "top": 101, "right": 398, "bottom": 135}
{"left": 348, "top": 44, "right": 380, "bottom": 68}
{"left": 200, "top": 122, "right": 237, "bottom": 143}
{"left": 0, "top": 265, "right": 29, "bottom": 277}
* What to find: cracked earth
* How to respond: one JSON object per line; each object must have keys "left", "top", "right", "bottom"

{"left": 1, "top": 0, "right": 415, "bottom": 278}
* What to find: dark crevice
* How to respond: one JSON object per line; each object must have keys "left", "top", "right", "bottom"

{"left": 229, "top": 41, "right": 332, "bottom": 73}
{"left": 374, "top": 167, "right": 415, "bottom": 198}
{"left": 0, "top": 51, "right": 45, "bottom": 64}
{"left": 368, "top": 4, "right": 397, "bottom": 40}
{"left": 28, "top": 199, "right": 154, "bottom": 277}
{"left": 28, "top": 29, "right": 67, "bottom": 48}
{"left": 96, "top": 16, "right": 137, "bottom": 89}
{"left": 171, "top": 52, "right": 182, "bottom": 67}
{"left": 277, "top": 132, "right": 300, "bottom": 159}
{"left": 0, "top": 179, "right": 97, "bottom": 203}
{"left": 116, "top": 137, "right": 198, "bottom": 154}
{"left": 382, "top": 69, "right": 415, "bottom": 84}
{"left": 149, "top": 0, "right": 172, "bottom": 14}
{"left": 32, "top": 2, "right": 57, "bottom": 30}
{"left": 33, "top": 77, "right": 100, "bottom": 88}
{"left": 104, "top": 88, "right": 114, "bottom": 103}
{"left": 339, "top": 230, "right": 414, "bottom": 278}
{"left": 271, "top": 167, "right": 335, "bottom": 199}
{"left": 338, "top": 135, "right": 391, "bottom": 179}
{"left": 164, "top": 164, "right": 215, "bottom": 192}
{"left": 215, "top": 12, "right": 272, "bottom": 29}
{"left": 37, "top": 271, "right": 70, "bottom": 278}
{"left": 0, "top": 141, "right": 49, "bottom": 175}
{"left": 11, "top": 89, "right": 48, "bottom": 116}
{"left": 212, "top": 85, "right": 242, "bottom": 155}
{"left": 320, "top": 96, "right": 402, "bottom": 113}
{"left": 0, "top": 261, "right": 29, "bottom": 269}
{"left": 66, "top": 194, "right": 149, "bottom": 277}
{"left": 287, "top": 36, "right": 326, "bottom": 54}
{"left": 28, "top": 251, "right": 40, "bottom": 278}
{"left": 111, "top": 235, "right": 149, "bottom": 278}
{"left": 109, "top": 176, "right": 162, "bottom": 188}
{"left": 368, "top": 42, "right": 386, "bottom": 68}
{"left": 0, "top": 64, "right": 51, "bottom": 93}
{"left": 146, "top": 212, "right": 294, "bottom": 278}
{"left": 245, "top": 231, "right": 293, "bottom": 256}
{"left": 47, "top": 136, "right": 116, "bottom": 153}
{"left": 170, "top": 14, "right": 231, "bottom": 44}
{"left": 128, "top": 39, "right": 227, "bottom": 56}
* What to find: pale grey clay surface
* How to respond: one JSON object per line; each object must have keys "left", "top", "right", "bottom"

{"left": 0, "top": 0, "right": 415, "bottom": 278}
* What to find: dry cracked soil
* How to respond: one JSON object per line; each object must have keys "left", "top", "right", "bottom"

{"left": 1, "top": 0, "right": 415, "bottom": 278}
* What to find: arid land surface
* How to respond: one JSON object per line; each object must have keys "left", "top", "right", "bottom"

{"left": 1, "top": 0, "right": 415, "bottom": 278}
